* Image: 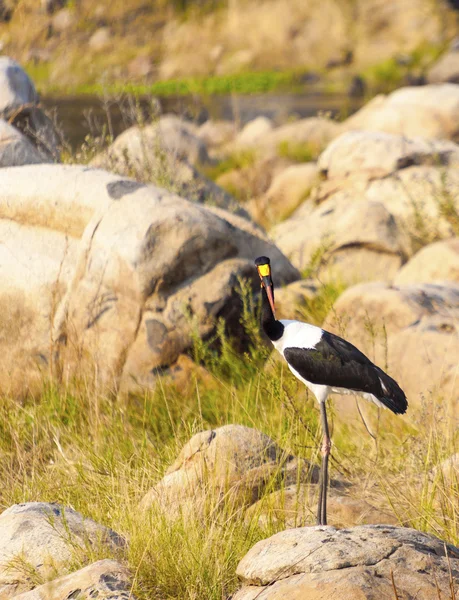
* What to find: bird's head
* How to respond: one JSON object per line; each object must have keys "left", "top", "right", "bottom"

{"left": 255, "top": 256, "right": 276, "bottom": 317}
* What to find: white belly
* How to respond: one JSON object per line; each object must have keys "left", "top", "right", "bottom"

{"left": 287, "top": 363, "right": 385, "bottom": 408}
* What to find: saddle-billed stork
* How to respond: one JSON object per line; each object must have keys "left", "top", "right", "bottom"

{"left": 255, "top": 256, "right": 407, "bottom": 526}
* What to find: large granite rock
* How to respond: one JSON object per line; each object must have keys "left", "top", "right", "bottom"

{"left": 0, "top": 164, "right": 298, "bottom": 395}
{"left": 342, "top": 84, "right": 459, "bottom": 141}
{"left": 273, "top": 131, "right": 459, "bottom": 278}
{"left": 249, "top": 162, "right": 319, "bottom": 226}
{"left": 140, "top": 424, "right": 318, "bottom": 517}
{"left": 0, "top": 119, "right": 53, "bottom": 166}
{"left": 394, "top": 239, "right": 459, "bottom": 284}
{"left": 324, "top": 282, "right": 459, "bottom": 413}
{"left": 0, "top": 57, "right": 38, "bottom": 117}
{"left": 231, "top": 117, "right": 340, "bottom": 158}
{"left": 0, "top": 57, "right": 60, "bottom": 162}
{"left": 233, "top": 525, "right": 459, "bottom": 599}
{"left": 0, "top": 503, "right": 124, "bottom": 597}
{"left": 91, "top": 114, "right": 247, "bottom": 218}
{"left": 428, "top": 44, "right": 459, "bottom": 84}
{"left": 13, "top": 560, "right": 133, "bottom": 600}
{"left": 272, "top": 195, "right": 407, "bottom": 284}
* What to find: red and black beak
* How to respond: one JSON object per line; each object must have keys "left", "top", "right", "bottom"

{"left": 257, "top": 265, "right": 276, "bottom": 318}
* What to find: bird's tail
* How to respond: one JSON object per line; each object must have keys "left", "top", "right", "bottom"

{"left": 374, "top": 367, "right": 408, "bottom": 415}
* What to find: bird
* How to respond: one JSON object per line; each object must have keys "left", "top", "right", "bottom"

{"left": 254, "top": 256, "right": 407, "bottom": 526}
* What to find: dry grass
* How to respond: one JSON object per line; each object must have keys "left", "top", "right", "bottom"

{"left": 0, "top": 289, "right": 456, "bottom": 599}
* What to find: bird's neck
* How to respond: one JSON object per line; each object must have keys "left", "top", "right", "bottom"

{"left": 261, "top": 285, "right": 284, "bottom": 341}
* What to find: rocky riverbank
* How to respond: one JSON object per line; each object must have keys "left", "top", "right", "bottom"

{"left": 0, "top": 56, "right": 459, "bottom": 599}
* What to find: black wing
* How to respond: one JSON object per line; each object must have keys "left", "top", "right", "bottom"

{"left": 284, "top": 331, "right": 407, "bottom": 414}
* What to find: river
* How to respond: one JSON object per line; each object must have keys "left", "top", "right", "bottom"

{"left": 41, "top": 92, "right": 363, "bottom": 150}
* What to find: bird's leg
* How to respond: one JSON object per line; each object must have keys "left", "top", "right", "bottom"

{"left": 317, "top": 400, "right": 331, "bottom": 526}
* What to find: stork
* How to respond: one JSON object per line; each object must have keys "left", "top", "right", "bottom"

{"left": 255, "top": 256, "right": 407, "bottom": 526}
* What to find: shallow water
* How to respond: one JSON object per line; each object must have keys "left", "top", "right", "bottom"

{"left": 41, "top": 92, "right": 363, "bottom": 150}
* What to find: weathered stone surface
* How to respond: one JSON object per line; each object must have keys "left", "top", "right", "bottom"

{"left": 325, "top": 281, "right": 459, "bottom": 344}
{"left": 272, "top": 195, "right": 406, "bottom": 283}
{"left": 428, "top": 47, "right": 459, "bottom": 84}
{"left": 232, "top": 117, "right": 340, "bottom": 159}
{"left": 249, "top": 163, "right": 319, "bottom": 226}
{"left": 217, "top": 156, "right": 291, "bottom": 205}
{"left": 0, "top": 164, "right": 298, "bottom": 394}
{"left": 197, "top": 119, "right": 238, "bottom": 148}
{"left": 0, "top": 217, "right": 78, "bottom": 395}
{"left": 324, "top": 282, "right": 459, "bottom": 411}
{"left": 317, "top": 130, "right": 459, "bottom": 182}
{"left": 245, "top": 484, "right": 397, "bottom": 529}
{"left": 93, "top": 114, "right": 208, "bottom": 168}
{"left": 274, "top": 131, "right": 459, "bottom": 274}
{"left": 342, "top": 84, "right": 459, "bottom": 141}
{"left": 273, "top": 279, "right": 319, "bottom": 321}
{"left": 0, "top": 503, "right": 124, "bottom": 597}
{"left": 233, "top": 117, "right": 273, "bottom": 148}
{"left": 394, "top": 239, "right": 459, "bottom": 284}
{"left": 91, "top": 115, "right": 248, "bottom": 217}
{"left": 0, "top": 57, "right": 60, "bottom": 162}
{"left": 0, "top": 57, "right": 38, "bottom": 117}
{"left": 0, "top": 119, "right": 52, "bottom": 166}
{"left": 140, "top": 425, "right": 318, "bottom": 516}
{"left": 9, "top": 105, "right": 61, "bottom": 162}
{"left": 88, "top": 27, "right": 111, "bottom": 51}
{"left": 234, "top": 525, "right": 459, "bottom": 600}
{"left": 13, "top": 560, "right": 132, "bottom": 600}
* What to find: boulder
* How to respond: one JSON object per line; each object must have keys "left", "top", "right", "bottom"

{"left": 92, "top": 114, "right": 207, "bottom": 168}
{"left": 324, "top": 281, "right": 459, "bottom": 345}
{"left": 317, "top": 130, "right": 459, "bottom": 183}
{"left": 245, "top": 485, "right": 397, "bottom": 529}
{"left": 428, "top": 47, "right": 459, "bottom": 83}
{"left": 0, "top": 503, "right": 124, "bottom": 597}
{"left": 91, "top": 115, "right": 247, "bottom": 218}
{"left": 274, "top": 131, "right": 459, "bottom": 274}
{"left": 231, "top": 117, "right": 340, "bottom": 159}
{"left": 217, "top": 156, "right": 291, "bottom": 205}
{"left": 394, "top": 239, "right": 459, "bottom": 284}
{"left": 258, "top": 117, "right": 341, "bottom": 158}
{"left": 140, "top": 425, "right": 319, "bottom": 516}
{"left": 8, "top": 104, "right": 61, "bottom": 162}
{"left": 0, "top": 57, "right": 60, "bottom": 161}
{"left": 324, "top": 282, "right": 459, "bottom": 412}
{"left": 233, "top": 117, "right": 273, "bottom": 148}
{"left": 12, "top": 560, "right": 133, "bottom": 600}
{"left": 0, "top": 164, "right": 298, "bottom": 394}
{"left": 50, "top": 7, "right": 74, "bottom": 31}
{"left": 342, "top": 84, "right": 459, "bottom": 141}
{"left": 234, "top": 525, "right": 459, "bottom": 600}
{"left": 249, "top": 163, "right": 319, "bottom": 226}
{"left": 88, "top": 27, "right": 111, "bottom": 52}
{"left": 273, "top": 279, "right": 319, "bottom": 322}
{"left": 0, "top": 218, "right": 78, "bottom": 395}
{"left": 0, "top": 119, "right": 53, "bottom": 166}
{"left": 0, "top": 57, "right": 38, "bottom": 117}
{"left": 197, "top": 119, "right": 238, "bottom": 149}
{"left": 272, "top": 196, "right": 406, "bottom": 283}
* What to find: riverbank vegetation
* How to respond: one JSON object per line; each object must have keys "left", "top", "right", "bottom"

{"left": 1, "top": 300, "right": 457, "bottom": 599}
{"left": 0, "top": 0, "right": 454, "bottom": 96}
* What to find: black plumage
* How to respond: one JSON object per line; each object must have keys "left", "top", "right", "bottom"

{"left": 284, "top": 332, "right": 407, "bottom": 415}
{"left": 254, "top": 254, "right": 408, "bottom": 526}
